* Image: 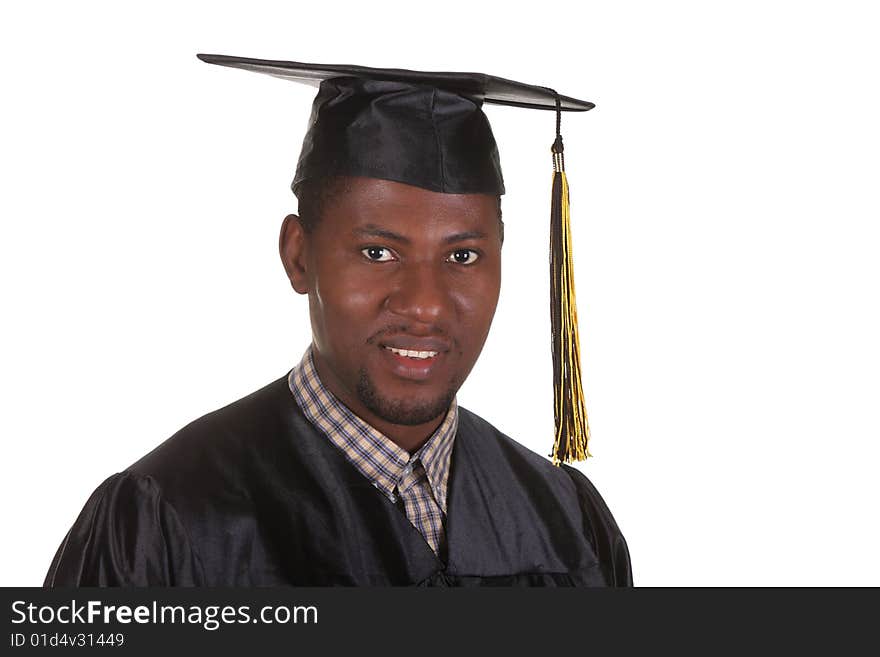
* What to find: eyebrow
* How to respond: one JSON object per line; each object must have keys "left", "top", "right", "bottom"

{"left": 353, "top": 225, "right": 411, "bottom": 244}
{"left": 442, "top": 230, "right": 488, "bottom": 245}
{"left": 353, "top": 225, "right": 489, "bottom": 245}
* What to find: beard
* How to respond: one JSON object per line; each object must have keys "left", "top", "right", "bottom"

{"left": 356, "top": 367, "right": 457, "bottom": 426}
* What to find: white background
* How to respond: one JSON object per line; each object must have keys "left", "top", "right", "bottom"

{"left": 2, "top": 1, "right": 878, "bottom": 586}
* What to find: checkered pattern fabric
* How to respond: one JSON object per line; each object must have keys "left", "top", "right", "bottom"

{"left": 288, "top": 346, "right": 457, "bottom": 557}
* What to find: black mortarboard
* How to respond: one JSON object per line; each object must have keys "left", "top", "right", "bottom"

{"left": 198, "top": 54, "right": 594, "bottom": 464}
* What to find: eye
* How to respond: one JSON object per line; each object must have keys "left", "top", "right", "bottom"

{"left": 447, "top": 249, "right": 480, "bottom": 265}
{"left": 361, "top": 246, "right": 396, "bottom": 262}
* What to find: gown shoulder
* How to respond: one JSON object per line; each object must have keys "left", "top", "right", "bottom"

{"left": 457, "top": 407, "right": 633, "bottom": 586}
{"left": 559, "top": 464, "right": 634, "bottom": 586}
{"left": 44, "top": 375, "right": 295, "bottom": 587}
{"left": 43, "top": 471, "right": 203, "bottom": 586}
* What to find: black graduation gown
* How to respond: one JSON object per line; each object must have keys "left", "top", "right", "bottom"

{"left": 44, "top": 374, "right": 632, "bottom": 587}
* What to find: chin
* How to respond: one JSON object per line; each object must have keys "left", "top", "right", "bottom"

{"left": 357, "top": 368, "right": 456, "bottom": 426}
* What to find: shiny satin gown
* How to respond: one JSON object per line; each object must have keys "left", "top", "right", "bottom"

{"left": 45, "top": 374, "right": 632, "bottom": 586}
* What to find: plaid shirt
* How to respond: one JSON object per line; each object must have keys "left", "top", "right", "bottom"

{"left": 288, "top": 346, "right": 457, "bottom": 557}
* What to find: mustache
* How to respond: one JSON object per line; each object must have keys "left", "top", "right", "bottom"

{"left": 366, "top": 325, "right": 456, "bottom": 347}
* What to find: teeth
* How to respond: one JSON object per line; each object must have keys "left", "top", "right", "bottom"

{"left": 385, "top": 347, "right": 438, "bottom": 359}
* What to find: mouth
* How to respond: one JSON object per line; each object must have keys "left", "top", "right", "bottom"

{"left": 383, "top": 346, "right": 438, "bottom": 360}
{"left": 376, "top": 337, "right": 451, "bottom": 381}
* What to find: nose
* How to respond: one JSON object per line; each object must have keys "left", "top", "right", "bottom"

{"left": 385, "top": 262, "right": 453, "bottom": 326}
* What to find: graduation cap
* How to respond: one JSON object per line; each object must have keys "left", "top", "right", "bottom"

{"left": 197, "top": 53, "right": 594, "bottom": 464}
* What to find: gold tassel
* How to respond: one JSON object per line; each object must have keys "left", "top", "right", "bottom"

{"left": 549, "top": 128, "right": 592, "bottom": 465}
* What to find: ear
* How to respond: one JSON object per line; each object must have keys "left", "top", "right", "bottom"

{"left": 279, "top": 214, "right": 310, "bottom": 294}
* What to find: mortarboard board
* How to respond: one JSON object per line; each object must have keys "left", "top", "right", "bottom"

{"left": 197, "top": 53, "right": 594, "bottom": 464}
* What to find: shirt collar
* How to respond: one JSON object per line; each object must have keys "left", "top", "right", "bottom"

{"left": 288, "top": 345, "right": 458, "bottom": 511}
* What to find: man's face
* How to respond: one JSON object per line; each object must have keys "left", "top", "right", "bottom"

{"left": 282, "top": 177, "right": 502, "bottom": 440}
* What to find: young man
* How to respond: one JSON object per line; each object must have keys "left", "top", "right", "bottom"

{"left": 44, "top": 56, "right": 632, "bottom": 587}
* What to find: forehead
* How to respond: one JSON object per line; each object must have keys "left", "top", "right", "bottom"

{"left": 319, "top": 177, "right": 500, "bottom": 236}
